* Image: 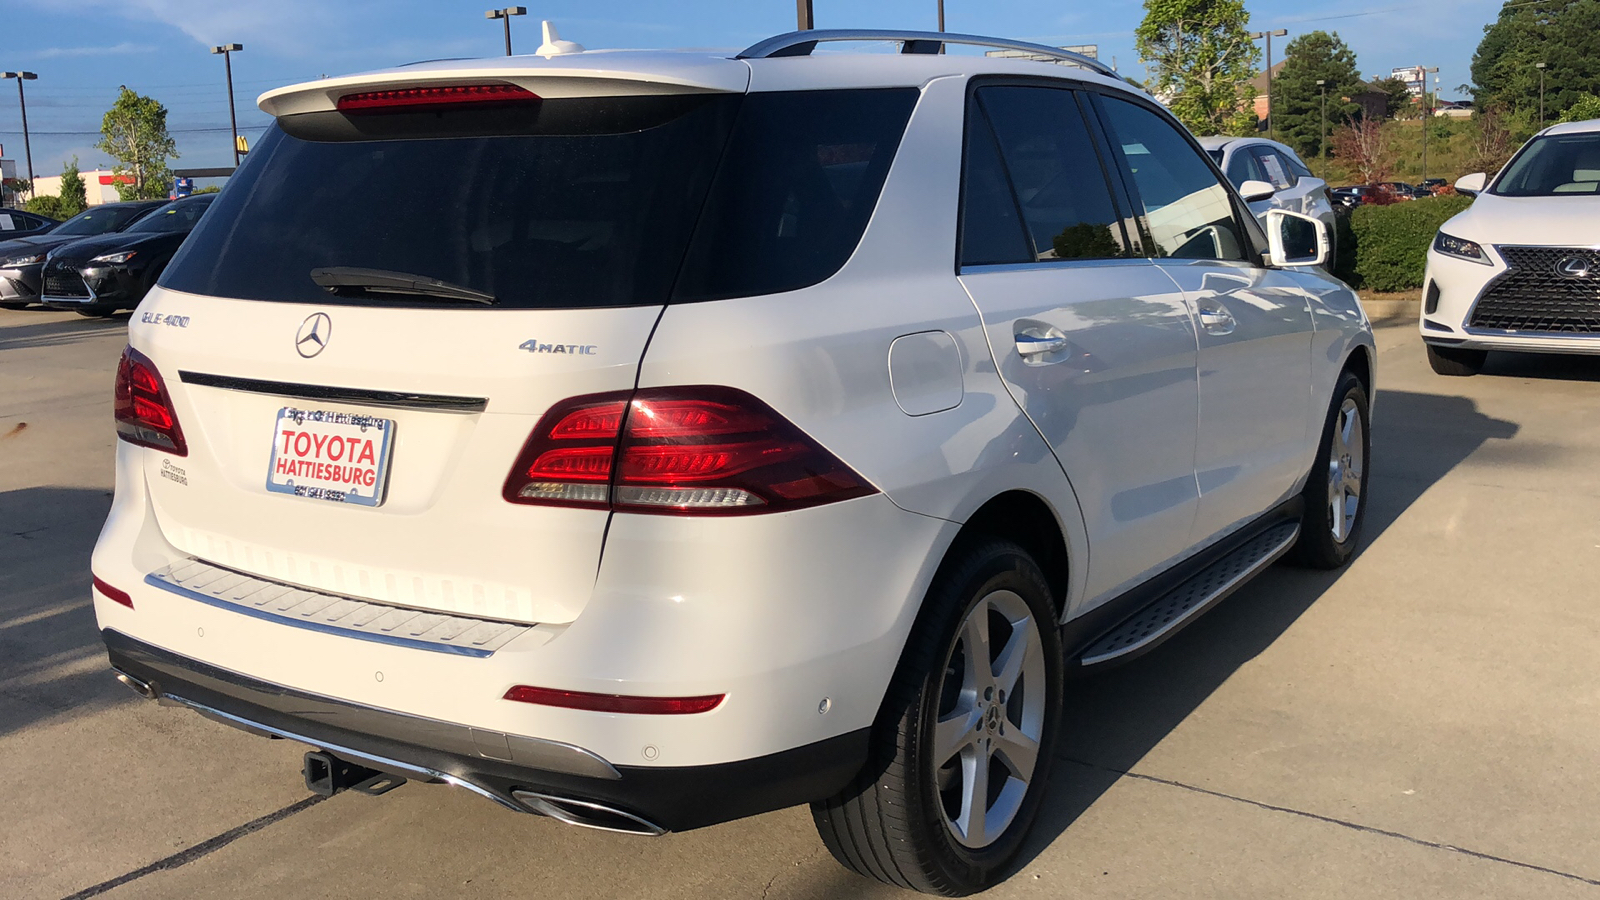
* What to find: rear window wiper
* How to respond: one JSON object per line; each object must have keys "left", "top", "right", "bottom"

{"left": 309, "top": 267, "right": 496, "bottom": 305}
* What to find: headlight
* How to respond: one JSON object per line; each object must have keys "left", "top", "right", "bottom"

{"left": 1433, "top": 231, "right": 1491, "bottom": 265}
{"left": 0, "top": 252, "right": 46, "bottom": 268}
{"left": 91, "top": 250, "right": 138, "bottom": 265}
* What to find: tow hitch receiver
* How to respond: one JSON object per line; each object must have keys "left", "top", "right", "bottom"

{"left": 302, "top": 750, "right": 407, "bottom": 797}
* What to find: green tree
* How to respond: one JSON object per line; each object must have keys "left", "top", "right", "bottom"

{"left": 1136, "top": 0, "right": 1261, "bottom": 135}
{"left": 96, "top": 86, "right": 178, "bottom": 201}
{"left": 1273, "top": 30, "right": 1365, "bottom": 160}
{"left": 1559, "top": 92, "right": 1600, "bottom": 121}
{"left": 1472, "top": 0, "right": 1600, "bottom": 121}
{"left": 58, "top": 158, "right": 88, "bottom": 218}
{"left": 1369, "top": 76, "right": 1415, "bottom": 120}
{"left": 23, "top": 194, "right": 62, "bottom": 219}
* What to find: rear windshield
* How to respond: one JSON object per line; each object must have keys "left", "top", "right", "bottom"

{"left": 162, "top": 89, "right": 918, "bottom": 309}
{"left": 124, "top": 196, "right": 214, "bottom": 234}
{"left": 1493, "top": 133, "right": 1600, "bottom": 196}
{"left": 52, "top": 205, "right": 149, "bottom": 237}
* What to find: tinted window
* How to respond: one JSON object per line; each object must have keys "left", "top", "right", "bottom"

{"left": 959, "top": 101, "right": 1032, "bottom": 266}
{"left": 124, "top": 196, "right": 214, "bottom": 234}
{"left": 164, "top": 95, "right": 743, "bottom": 309}
{"left": 1494, "top": 133, "right": 1600, "bottom": 196}
{"left": 52, "top": 205, "right": 149, "bottom": 237}
{"left": 1225, "top": 149, "right": 1264, "bottom": 187}
{"left": 673, "top": 89, "right": 917, "bottom": 301}
{"left": 1250, "top": 148, "right": 1296, "bottom": 189}
{"left": 976, "top": 86, "right": 1131, "bottom": 261}
{"left": 1097, "top": 97, "right": 1247, "bottom": 261}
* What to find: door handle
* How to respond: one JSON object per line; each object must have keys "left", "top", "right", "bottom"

{"left": 1196, "top": 300, "right": 1237, "bottom": 336}
{"left": 1014, "top": 324, "right": 1070, "bottom": 363}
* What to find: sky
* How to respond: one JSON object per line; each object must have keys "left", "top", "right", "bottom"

{"left": 0, "top": 0, "right": 1504, "bottom": 181}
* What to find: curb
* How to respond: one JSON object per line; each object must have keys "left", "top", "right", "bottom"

{"left": 1359, "top": 298, "right": 1419, "bottom": 326}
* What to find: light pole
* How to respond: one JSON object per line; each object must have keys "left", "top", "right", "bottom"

{"left": 1317, "top": 79, "right": 1327, "bottom": 180}
{"left": 210, "top": 45, "right": 243, "bottom": 168}
{"left": 937, "top": 0, "right": 945, "bottom": 31}
{"left": 796, "top": 0, "right": 813, "bottom": 29}
{"left": 1535, "top": 62, "right": 1547, "bottom": 127}
{"left": 1250, "top": 29, "right": 1289, "bottom": 141}
{"left": 485, "top": 7, "right": 527, "bottom": 56}
{"left": 1421, "top": 65, "right": 1438, "bottom": 185}
{"left": 1, "top": 72, "right": 37, "bottom": 197}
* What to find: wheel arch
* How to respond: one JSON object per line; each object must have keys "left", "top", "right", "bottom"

{"left": 942, "top": 489, "right": 1071, "bottom": 621}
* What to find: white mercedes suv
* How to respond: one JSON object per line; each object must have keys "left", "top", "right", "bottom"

{"left": 91, "top": 28, "right": 1374, "bottom": 895}
{"left": 1422, "top": 118, "right": 1600, "bottom": 375}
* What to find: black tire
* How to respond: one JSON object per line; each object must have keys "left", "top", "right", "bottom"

{"left": 810, "top": 539, "right": 1063, "bottom": 896}
{"left": 1425, "top": 343, "right": 1486, "bottom": 376}
{"left": 1288, "top": 370, "right": 1371, "bottom": 569}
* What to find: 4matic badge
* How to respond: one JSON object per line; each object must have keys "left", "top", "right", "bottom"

{"left": 519, "top": 339, "right": 598, "bottom": 355}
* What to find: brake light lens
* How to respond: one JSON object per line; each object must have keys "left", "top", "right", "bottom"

{"left": 93, "top": 575, "right": 134, "bottom": 609}
{"left": 503, "top": 685, "right": 724, "bottom": 715}
{"left": 113, "top": 346, "right": 186, "bottom": 456}
{"left": 503, "top": 386, "right": 876, "bottom": 515}
{"left": 336, "top": 83, "right": 539, "bottom": 115}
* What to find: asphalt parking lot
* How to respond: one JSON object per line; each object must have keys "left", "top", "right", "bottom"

{"left": 3, "top": 308, "right": 1598, "bottom": 899}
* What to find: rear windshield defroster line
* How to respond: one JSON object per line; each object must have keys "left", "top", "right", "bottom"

{"left": 159, "top": 89, "right": 919, "bottom": 311}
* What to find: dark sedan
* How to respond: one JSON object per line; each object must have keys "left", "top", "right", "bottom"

{"left": 0, "top": 200, "right": 168, "bottom": 309}
{"left": 41, "top": 194, "right": 215, "bottom": 316}
{"left": 0, "top": 208, "right": 59, "bottom": 240}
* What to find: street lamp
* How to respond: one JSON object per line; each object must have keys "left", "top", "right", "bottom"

{"left": 485, "top": 7, "right": 527, "bottom": 56}
{"left": 1421, "top": 66, "right": 1438, "bottom": 185}
{"left": 937, "top": 0, "right": 945, "bottom": 32}
{"left": 796, "top": 0, "right": 814, "bottom": 30}
{"left": 209, "top": 45, "right": 243, "bottom": 168}
{"left": 1250, "top": 29, "right": 1289, "bottom": 141}
{"left": 1, "top": 72, "right": 37, "bottom": 196}
{"left": 1535, "top": 62, "right": 1547, "bottom": 127}
{"left": 1317, "top": 79, "right": 1328, "bottom": 180}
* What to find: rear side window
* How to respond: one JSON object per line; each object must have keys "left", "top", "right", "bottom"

{"left": 969, "top": 85, "right": 1131, "bottom": 261}
{"left": 1250, "top": 147, "right": 1296, "bottom": 189}
{"left": 959, "top": 100, "right": 1032, "bottom": 266}
{"left": 1096, "top": 96, "right": 1248, "bottom": 261}
{"left": 672, "top": 89, "right": 917, "bottom": 302}
{"left": 1225, "top": 149, "right": 1263, "bottom": 187}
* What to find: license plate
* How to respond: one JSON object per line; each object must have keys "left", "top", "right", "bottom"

{"left": 266, "top": 407, "right": 395, "bottom": 506}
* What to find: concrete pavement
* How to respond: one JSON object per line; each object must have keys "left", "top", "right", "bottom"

{"left": 3, "top": 308, "right": 1597, "bottom": 899}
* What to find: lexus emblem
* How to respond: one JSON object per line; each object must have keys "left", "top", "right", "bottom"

{"left": 295, "top": 313, "right": 332, "bottom": 358}
{"left": 1555, "top": 256, "right": 1593, "bottom": 279}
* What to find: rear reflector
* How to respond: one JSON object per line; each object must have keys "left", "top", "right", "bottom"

{"left": 93, "top": 576, "right": 133, "bottom": 609}
{"left": 113, "top": 346, "right": 187, "bottom": 456}
{"left": 336, "top": 83, "right": 539, "bottom": 115}
{"left": 502, "top": 386, "right": 876, "bottom": 515}
{"left": 503, "top": 685, "right": 724, "bottom": 715}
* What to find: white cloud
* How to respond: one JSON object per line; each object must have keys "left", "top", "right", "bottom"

{"left": 28, "top": 42, "right": 157, "bottom": 59}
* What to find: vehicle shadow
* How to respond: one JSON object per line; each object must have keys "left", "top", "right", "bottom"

{"left": 0, "top": 486, "right": 126, "bottom": 737}
{"left": 0, "top": 314, "right": 129, "bottom": 353}
{"left": 1015, "top": 387, "right": 1520, "bottom": 871}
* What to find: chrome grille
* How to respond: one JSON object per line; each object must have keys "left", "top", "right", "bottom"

{"left": 1469, "top": 246, "right": 1600, "bottom": 334}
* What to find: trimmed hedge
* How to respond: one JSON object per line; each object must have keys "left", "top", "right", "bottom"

{"left": 1334, "top": 195, "right": 1474, "bottom": 292}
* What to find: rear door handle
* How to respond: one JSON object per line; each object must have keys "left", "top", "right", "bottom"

{"left": 1196, "top": 300, "right": 1236, "bottom": 336}
{"left": 1013, "top": 323, "right": 1071, "bottom": 363}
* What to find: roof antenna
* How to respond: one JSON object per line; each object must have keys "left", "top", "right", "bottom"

{"left": 536, "top": 21, "right": 584, "bottom": 57}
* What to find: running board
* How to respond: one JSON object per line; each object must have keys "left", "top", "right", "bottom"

{"left": 1076, "top": 521, "right": 1300, "bottom": 669}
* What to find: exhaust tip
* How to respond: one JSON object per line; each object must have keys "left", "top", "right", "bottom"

{"left": 511, "top": 790, "right": 665, "bottom": 836}
{"left": 113, "top": 669, "right": 157, "bottom": 700}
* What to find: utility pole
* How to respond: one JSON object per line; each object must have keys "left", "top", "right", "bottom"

{"left": 796, "top": 0, "right": 813, "bottom": 30}
{"left": 1535, "top": 62, "right": 1547, "bottom": 127}
{"left": 485, "top": 7, "right": 527, "bottom": 56}
{"left": 1, "top": 72, "right": 37, "bottom": 196}
{"left": 1250, "top": 30, "right": 1288, "bottom": 141}
{"left": 1317, "top": 79, "right": 1328, "bottom": 180}
{"left": 209, "top": 45, "right": 243, "bottom": 168}
{"left": 1421, "top": 66, "right": 1438, "bottom": 185}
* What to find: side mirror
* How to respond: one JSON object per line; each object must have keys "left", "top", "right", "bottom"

{"left": 1454, "top": 172, "right": 1487, "bottom": 197}
{"left": 1265, "top": 209, "right": 1329, "bottom": 268}
{"left": 1239, "top": 179, "right": 1277, "bottom": 203}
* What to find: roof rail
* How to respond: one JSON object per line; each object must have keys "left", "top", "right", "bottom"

{"left": 736, "top": 29, "right": 1121, "bottom": 81}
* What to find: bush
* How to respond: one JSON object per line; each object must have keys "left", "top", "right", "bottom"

{"left": 23, "top": 195, "right": 63, "bottom": 220}
{"left": 1343, "top": 195, "right": 1474, "bottom": 292}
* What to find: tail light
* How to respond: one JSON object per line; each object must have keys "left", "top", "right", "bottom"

{"left": 503, "top": 386, "right": 876, "bottom": 515}
{"left": 503, "top": 685, "right": 724, "bottom": 715}
{"left": 114, "top": 346, "right": 187, "bottom": 455}
{"left": 337, "top": 83, "right": 539, "bottom": 115}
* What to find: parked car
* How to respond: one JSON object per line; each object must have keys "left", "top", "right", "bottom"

{"left": 91, "top": 29, "right": 1375, "bottom": 895}
{"left": 1418, "top": 178, "right": 1448, "bottom": 194}
{"left": 1422, "top": 118, "right": 1600, "bottom": 375}
{"left": 41, "top": 194, "right": 216, "bottom": 317}
{"left": 1199, "top": 136, "right": 1340, "bottom": 270}
{"left": 0, "top": 207, "right": 58, "bottom": 240}
{"left": 1329, "top": 185, "right": 1371, "bottom": 208}
{"left": 1373, "top": 181, "right": 1418, "bottom": 201}
{"left": 0, "top": 200, "right": 167, "bottom": 309}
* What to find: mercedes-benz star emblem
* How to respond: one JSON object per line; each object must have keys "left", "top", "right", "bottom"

{"left": 1556, "top": 256, "right": 1593, "bottom": 279}
{"left": 295, "top": 313, "right": 332, "bottom": 358}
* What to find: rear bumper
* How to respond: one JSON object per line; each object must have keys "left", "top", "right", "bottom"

{"left": 104, "top": 628, "right": 869, "bottom": 832}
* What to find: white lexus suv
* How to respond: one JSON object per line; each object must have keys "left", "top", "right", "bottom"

{"left": 1422, "top": 118, "right": 1600, "bottom": 375}
{"left": 91, "top": 28, "right": 1374, "bottom": 895}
